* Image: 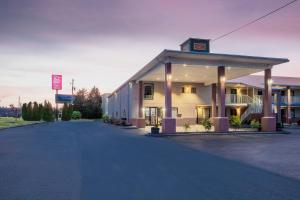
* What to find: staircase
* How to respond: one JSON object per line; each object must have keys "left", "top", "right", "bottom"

{"left": 240, "top": 95, "right": 263, "bottom": 122}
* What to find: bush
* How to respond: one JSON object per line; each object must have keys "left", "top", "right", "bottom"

{"left": 62, "top": 103, "right": 73, "bottom": 121}
{"left": 250, "top": 120, "right": 260, "bottom": 129}
{"left": 102, "top": 114, "right": 110, "bottom": 123}
{"left": 201, "top": 118, "right": 212, "bottom": 131}
{"left": 72, "top": 111, "right": 82, "bottom": 120}
{"left": 230, "top": 116, "right": 242, "bottom": 130}
{"left": 183, "top": 121, "right": 191, "bottom": 132}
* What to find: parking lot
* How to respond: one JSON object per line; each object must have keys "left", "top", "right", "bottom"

{"left": 168, "top": 128, "right": 300, "bottom": 180}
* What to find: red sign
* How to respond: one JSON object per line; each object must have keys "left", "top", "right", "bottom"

{"left": 52, "top": 75, "right": 62, "bottom": 90}
{"left": 193, "top": 42, "right": 207, "bottom": 51}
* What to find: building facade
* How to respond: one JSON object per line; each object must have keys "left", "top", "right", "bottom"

{"left": 106, "top": 38, "right": 293, "bottom": 133}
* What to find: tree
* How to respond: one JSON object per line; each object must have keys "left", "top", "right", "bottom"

{"left": 42, "top": 101, "right": 54, "bottom": 122}
{"left": 86, "top": 86, "right": 102, "bottom": 119}
{"left": 62, "top": 103, "right": 73, "bottom": 121}
{"left": 22, "top": 103, "right": 28, "bottom": 120}
{"left": 27, "top": 102, "right": 33, "bottom": 121}
{"left": 32, "top": 102, "right": 41, "bottom": 121}
{"left": 73, "top": 88, "right": 87, "bottom": 117}
{"left": 73, "top": 87, "right": 102, "bottom": 119}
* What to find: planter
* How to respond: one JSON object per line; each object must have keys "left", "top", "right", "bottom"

{"left": 151, "top": 127, "right": 160, "bottom": 134}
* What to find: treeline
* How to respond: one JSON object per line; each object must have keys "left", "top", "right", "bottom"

{"left": 22, "top": 101, "right": 54, "bottom": 121}
{"left": 73, "top": 86, "right": 102, "bottom": 119}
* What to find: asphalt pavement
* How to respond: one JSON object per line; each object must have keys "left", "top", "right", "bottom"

{"left": 0, "top": 121, "right": 300, "bottom": 200}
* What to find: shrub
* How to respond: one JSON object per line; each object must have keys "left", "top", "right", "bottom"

{"left": 183, "top": 121, "right": 191, "bottom": 132}
{"left": 72, "top": 111, "right": 82, "bottom": 120}
{"left": 250, "top": 120, "right": 260, "bottom": 129}
{"left": 230, "top": 116, "right": 242, "bottom": 130}
{"left": 201, "top": 118, "right": 212, "bottom": 131}
{"left": 62, "top": 103, "right": 73, "bottom": 121}
{"left": 102, "top": 114, "right": 110, "bottom": 123}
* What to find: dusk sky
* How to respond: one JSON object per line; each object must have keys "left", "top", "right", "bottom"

{"left": 0, "top": 0, "right": 299, "bottom": 106}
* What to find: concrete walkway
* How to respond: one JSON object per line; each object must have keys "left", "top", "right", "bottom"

{"left": 0, "top": 121, "right": 300, "bottom": 200}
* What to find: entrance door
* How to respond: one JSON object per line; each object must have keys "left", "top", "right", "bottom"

{"left": 196, "top": 107, "right": 211, "bottom": 124}
{"left": 145, "top": 107, "right": 158, "bottom": 126}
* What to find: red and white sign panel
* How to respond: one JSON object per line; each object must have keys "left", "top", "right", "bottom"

{"left": 193, "top": 43, "right": 207, "bottom": 51}
{"left": 52, "top": 74, "right": 62, "bottom": 90}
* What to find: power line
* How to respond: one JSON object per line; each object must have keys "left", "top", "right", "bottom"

{"left": 212, "top": 0, "right": 298, "bottom": 42}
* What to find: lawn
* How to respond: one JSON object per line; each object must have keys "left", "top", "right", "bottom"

{"left": 0, "top": 117, "right": 41, "bottom": 129}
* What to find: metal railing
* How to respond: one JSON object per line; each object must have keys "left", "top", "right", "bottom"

{"left": 225, "top": 94, "right": 253, "bottom": 105}
{"left": 241, "top": 95, "right": 262, "bottom": 122}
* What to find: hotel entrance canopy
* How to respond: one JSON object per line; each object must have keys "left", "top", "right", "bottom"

{"left": 130, "top": 50, "right": 289, "bottom": 85}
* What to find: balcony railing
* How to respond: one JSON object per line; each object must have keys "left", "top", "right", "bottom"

{"left": 273, "top": 96, "right": 300, "bottom": 105}
{"left": 225, "top": 94, "right": 252, "bottom": 105}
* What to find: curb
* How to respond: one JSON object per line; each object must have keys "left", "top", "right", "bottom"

{"left": 0, "top": 121, "right": 47, "bottom": 131}
{"left": 146, "top": 131, "right": 290, "bottom": 137}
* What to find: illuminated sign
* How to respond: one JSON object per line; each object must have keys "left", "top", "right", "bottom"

{"left": 55, "top": 94, "right": 74, "bottom": 103}
{"left": 52, "top": 74, "right": 62, "bottom": 90}
{"left": 193, "top": 43, "right": 207, "bottom": 51}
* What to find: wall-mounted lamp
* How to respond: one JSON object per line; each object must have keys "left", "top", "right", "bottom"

{"left": 128, "top": 82, "right": 132, "bottom": 88}
{"left": 268, "top": 79, "right": 273, "bottom": 85}
{"left": 220, "top": 76, "right": 226, "bottom": 83}
{"left": 167, "top": 74, "right": 172, "bottom": 81}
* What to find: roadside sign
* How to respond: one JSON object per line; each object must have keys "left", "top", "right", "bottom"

{"left": 55, "top": 94, "right": 74, "bottom": 103}
{"left": 52, "top": 75, "right": 62, "bottom": 90}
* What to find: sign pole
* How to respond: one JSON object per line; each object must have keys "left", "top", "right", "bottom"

{"left": 56, "top": 89, "right": 58, "bottom": 121}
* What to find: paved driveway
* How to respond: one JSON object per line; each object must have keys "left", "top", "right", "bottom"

{"left": 169, "top": 129, "right": 300, "bottom": 180}
{"left": 0, "top": 121, "right": 300, "bottom": 200}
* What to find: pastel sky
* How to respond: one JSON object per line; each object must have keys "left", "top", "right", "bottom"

{"left": 0, "top": 0, "right": 300, "bottom": 107}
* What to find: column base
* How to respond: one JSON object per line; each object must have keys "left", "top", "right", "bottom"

{"left": 213, "top": 117, "right": 229, "bottom": 132}
{"left": 131, "top": 118, "right": 146, "bottom": 128}
{"left": 162, "top": 118, "right": 176, "bottom": 133}
{"left": 261, "top": 117, "right": 276, "bottom": 132}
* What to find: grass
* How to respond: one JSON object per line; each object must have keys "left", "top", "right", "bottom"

{"left": 0, "top": 117, "right": 41, "bottom": 129}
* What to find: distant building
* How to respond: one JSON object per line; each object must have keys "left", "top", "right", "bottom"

{"left": 101, "top": 93, "right": 111, "bottom": 116}
{"left": 0, "top": 107, "right": 21, "bottom": 117}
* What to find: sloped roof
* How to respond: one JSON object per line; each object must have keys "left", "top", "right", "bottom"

{"left": 229, "top": 75, "right": 300, "bottom": 88}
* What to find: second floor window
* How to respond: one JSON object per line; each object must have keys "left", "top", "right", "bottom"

{"left": 144, "top": 84, "right": 154, "bottom": 100}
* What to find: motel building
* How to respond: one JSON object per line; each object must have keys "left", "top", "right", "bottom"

{"left": 104, "top": 38, "right": 300, "bottom": 133}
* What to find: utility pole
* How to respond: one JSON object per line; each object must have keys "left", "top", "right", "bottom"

{"left": 70, "top": 79, "right": 75, "bottom": 104}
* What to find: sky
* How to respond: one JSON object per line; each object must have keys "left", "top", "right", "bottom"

{"left": 0, "top": 0, "right": 300, "bottom": 107}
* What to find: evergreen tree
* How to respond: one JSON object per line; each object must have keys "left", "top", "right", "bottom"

{"left": 27, "top": 102, "right": 33, "bottom": 121}
{"left": 42, "top": 101, "right": 54, "bottom": 122}
{"left": 62, "top": 103, "right": 73, "bottom": 121}
{"left": 86, "top": 86, "right": 102, "bottom": 119}
{"left": 38, "top": 103, "right": 44, "bottom": 120}
{"left": 32, "top": 102, "right": 40, "bottom": 121}
{"left": 22, "top": 103, "right": 28, "bottom": 120}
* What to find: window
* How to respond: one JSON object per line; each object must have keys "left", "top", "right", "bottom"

{"left": 144, "top": 84, "right": 154, "bottom": 100}
{"left": 191, "top": 87, "right": 196, "bottom": 94}
{"left": 257, "top": 90, "right": 263, "bottom": 95}
{"left": 281, "top": 91, "right": 285, "bottom": 96}
{"left": 182, "top": 85, "right": 196, "bottom": 94}
{"left": 291, "top": 109, "right": 296, "bottom": 118}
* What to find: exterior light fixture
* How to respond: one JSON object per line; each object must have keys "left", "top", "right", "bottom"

{"left": 183, "top": 64, "right": 187, "bottom": 67}
{"left": 220, "top": 76, "right": 226, "bottom": 83}
{"left": 205, "top": 66, "right": 210, "bottom": 69}
{"left": 227, "top": 67, "right": 232, "bottom": 70}
{"left": 128, "top": 82, "right": 132, "bottom": 88}
{"left": 167, "top": 74, "right": 172, "bottom": 81}
{"left": 184, "top": 74, "right": 188, "bottom": 77}
{"left": 268, "top": 79, "right": 273, "bottom": 85}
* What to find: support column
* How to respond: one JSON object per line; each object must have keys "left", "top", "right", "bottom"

{"left": 162, "top": 62, "right": 176, "bottom": 133}
{"left": 261, "top": 68, "right": 276, "bottom": 131}
{"left": 136, "top": 81, "right": 145, "bottom": 128}
{"left": 286, "top": 86, "right": 291, "bottom": 124}
{"left": 211, "top": 83, "right": 217, "bottom": 125}
{"left": 276, "top": 91, "right": 282, "bottom": 124}
{"left": 214, "top": 66, "right": 229, "bottom": 132}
